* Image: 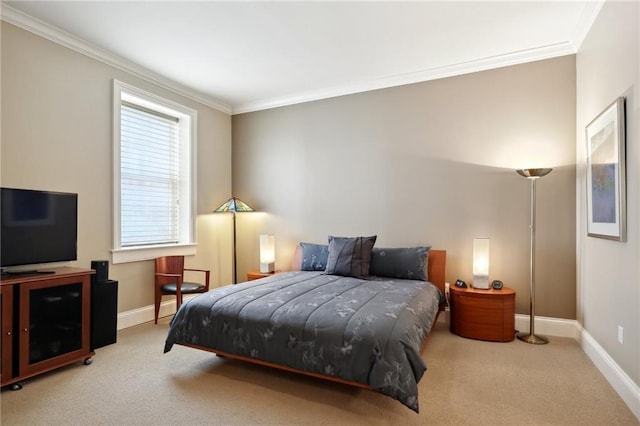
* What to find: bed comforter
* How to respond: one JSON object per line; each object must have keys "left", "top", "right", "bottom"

{"left": 164, "top": 271, "right": 442, "bottom": 412}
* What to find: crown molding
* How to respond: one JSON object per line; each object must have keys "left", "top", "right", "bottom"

{"left": 570, "top": 1, "right": 605, "bottom": 51}
{"left": 0, "top": 5, "right": 233, "bottom": 115}
{"left": 233, "top": 41, "right": 575, "bottom": 114}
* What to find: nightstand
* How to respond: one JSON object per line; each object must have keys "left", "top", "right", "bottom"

{"left": 247, "top": 270, "right": 279, "bottom": 281}
{"left": 449, "top": 286, "right": 516, "bottom": 342}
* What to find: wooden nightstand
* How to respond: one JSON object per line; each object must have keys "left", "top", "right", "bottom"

{"left": 449, "top": 286, "right": 516, "bottom": 342}
{"left": 247, "top": 270, "right": 279, "bottom": 281}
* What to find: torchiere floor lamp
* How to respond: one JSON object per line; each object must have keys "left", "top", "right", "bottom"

{"left": 516, "top": 168, "right": 552, "bottom": 345}
{"left": 214, "top": 197, "right": 255, "bottom": 284}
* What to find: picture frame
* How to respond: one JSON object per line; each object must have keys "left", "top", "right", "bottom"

{"left": 585, "top": 97, "right": 626, "bottom": 241}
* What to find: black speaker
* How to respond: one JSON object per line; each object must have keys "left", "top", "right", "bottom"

{"left": 91, "top": 279, "right": 118, "bottom": 350}
{"left": 91, "top": 260, "right": 109, "bottom": 284}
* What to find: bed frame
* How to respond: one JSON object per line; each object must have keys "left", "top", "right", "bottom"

{"left": 177, "top": 249, "right": 447, "bottom": 391}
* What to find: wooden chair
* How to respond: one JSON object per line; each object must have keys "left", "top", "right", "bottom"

{"left": 154, "top": 256, "right": 210, "bottom": 324}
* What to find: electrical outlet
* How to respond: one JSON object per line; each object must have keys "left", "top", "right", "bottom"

{"left": 618, "top": 325, "right": 624, "bottom": 344}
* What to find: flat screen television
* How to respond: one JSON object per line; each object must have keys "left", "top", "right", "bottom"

{"left": 1, "top": 187, "right": 78, "bottom": 272}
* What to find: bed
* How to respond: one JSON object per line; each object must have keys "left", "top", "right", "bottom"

{"left": 164, "top": 239, "right": 446, "bottom": 413}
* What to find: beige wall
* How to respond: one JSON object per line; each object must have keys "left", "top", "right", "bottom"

{"left": 0, "top": 22, "right": 234, "bottom": 313}
{"left": 576, "top": 1, "right": 639, "bottom": 386}
{"left": 232, "top": 56, "right": 577, "bottom": 319}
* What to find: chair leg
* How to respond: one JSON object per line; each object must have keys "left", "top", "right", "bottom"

{"left": 154, "top": 290, "right": 162, "bottom": 324}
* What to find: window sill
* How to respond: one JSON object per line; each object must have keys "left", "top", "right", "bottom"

{"left": 111, "top": 244, "right": 197, "bottom": 264}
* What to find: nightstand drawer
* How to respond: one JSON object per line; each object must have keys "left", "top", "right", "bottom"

{"left": 455, "top": 322, "right": 512, "bottom": 342}
{"left": 457, "top": 304, "right": 505, "bottom": 327}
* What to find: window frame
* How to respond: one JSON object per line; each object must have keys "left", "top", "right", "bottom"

{"left": 112, "top": 80, "right": 197, "bottom": 264}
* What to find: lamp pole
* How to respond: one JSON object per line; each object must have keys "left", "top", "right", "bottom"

{"left": 213, "top": 197, "right": 255, "bottom": 285}
{"left": 516, "top": 168, "right": 551, "bottom": 345}
{"left": 232, "top": 211, "right": 237, "bottom": 284}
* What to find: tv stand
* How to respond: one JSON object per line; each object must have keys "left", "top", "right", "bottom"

{"left": 1, "top": 269, "right": 56, "bottom": 277}
{"left": 1, "top": 267, "right": 95, "bottom": 389}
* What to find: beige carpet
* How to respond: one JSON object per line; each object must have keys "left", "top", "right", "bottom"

{"left": 1, "top": 318, "right": 637, "bottom": 425}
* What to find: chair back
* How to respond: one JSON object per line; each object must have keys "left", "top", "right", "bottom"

{"left": 155, "top": 256, "right": 185, "bottom": 281}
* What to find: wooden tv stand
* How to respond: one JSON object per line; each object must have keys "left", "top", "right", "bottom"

{"left": 1, "top": 267, "right": 95, "bottom": 389}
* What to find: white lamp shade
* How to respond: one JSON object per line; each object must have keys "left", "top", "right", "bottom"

{"left": 473, "top": 238, "right": 490, "bottom": 289}
{"left": 259, "top": 234, "right": 275, "bottom": 273}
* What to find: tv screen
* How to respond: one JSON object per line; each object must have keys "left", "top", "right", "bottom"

{"left": 1, "top": 188, "right": 78, "bottom": 268}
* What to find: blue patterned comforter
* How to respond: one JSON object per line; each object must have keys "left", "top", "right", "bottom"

{"left": 164, "top": 271, "right": 442, "bottom": 412}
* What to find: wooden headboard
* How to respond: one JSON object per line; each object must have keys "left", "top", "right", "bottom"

{"left": 427, "top": 249, "right": 447, "bottom": 300}
{"left": 291, "top": 246, "right": 447, "bottom": 297}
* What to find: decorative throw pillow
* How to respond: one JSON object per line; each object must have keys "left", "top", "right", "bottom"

{"left": 369, "top": 246, "right": 431, "bottom": 281}
{"left": 325, "top": 235, "right": 377, "bottom": 278}
{"left": 299, "top": 242, "right": 329, "bottom": 271}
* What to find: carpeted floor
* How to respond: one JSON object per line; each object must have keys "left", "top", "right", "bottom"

{"left": 1, "top": 317, "right": 637, "bottom": 425}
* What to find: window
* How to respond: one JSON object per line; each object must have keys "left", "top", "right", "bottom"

{"left": 112, "top": 80, "right": 197, "bottom": 263}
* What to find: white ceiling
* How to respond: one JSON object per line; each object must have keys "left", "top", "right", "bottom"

{"left": 2, "top": 1, "right": 602, "bottom": 114}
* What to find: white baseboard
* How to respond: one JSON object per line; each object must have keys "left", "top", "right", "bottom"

{"left": 121, "top": 306, "right": 639, "bottom": 421}
{"left": 515, "top": 314, "right": 582, "bottom": 340}
{"left": 117, "top": 299, "right": 180, "bottom": 329}
{"left": 580, "top": 327, "right": 640, "bottom": 421}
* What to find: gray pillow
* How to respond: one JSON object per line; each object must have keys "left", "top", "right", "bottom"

{"left": 369, "top": 246, "right": 431, "bottom": 281}
{"left": 325, "top": 235, "right": 377, "bottom": 278}
{"left": 299, "top": 242, "right": 329, "bottom": 271}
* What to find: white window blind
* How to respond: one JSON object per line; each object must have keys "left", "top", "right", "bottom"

{"left": 113, "top": 80, "right": 197, "bottom": 264}
{"left": 120, "top": 102, "right": 180, "bottom": 247}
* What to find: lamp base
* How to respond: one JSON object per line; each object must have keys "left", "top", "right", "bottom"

{"left": 517, "top": 332, "right": 548, "bottom": 345}
{"left": 260, "top": 262, "right": 275, "bottom": 273}
{"left": 472, "top": 275, "right": 490, "bottom": 289}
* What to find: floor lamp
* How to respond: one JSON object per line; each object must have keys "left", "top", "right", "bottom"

{"left": 516, "top": 168, "right": 552, "bottom": 345}
{"left": 213, "top": 197, "right": 255, "bottom": 284}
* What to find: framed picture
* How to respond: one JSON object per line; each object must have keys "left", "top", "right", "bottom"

{"left": 586, "top": 97, "right": 626, "bottom": 241}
